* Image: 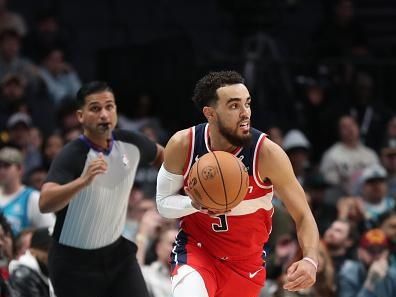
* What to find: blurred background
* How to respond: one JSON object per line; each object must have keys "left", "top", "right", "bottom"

{"left": 2, "top": 0, "right": 396, "bottom": 136}
{"left": 1, "top": 0, "right": 396, "bottom": 296}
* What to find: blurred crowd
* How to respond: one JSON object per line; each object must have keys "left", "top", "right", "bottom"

{"left": 0, "top": 0, "right": 396, "bottom": 296}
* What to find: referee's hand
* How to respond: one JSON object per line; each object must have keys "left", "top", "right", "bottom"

{"left": 82, "top": 153, "right": 108, "bottom": 185}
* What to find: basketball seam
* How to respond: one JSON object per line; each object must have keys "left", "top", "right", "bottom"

{"left": 195, "top": 156, "right": 223, "bottom": 207}
{"left": 212, "top": 152, "right": 228, "bottom": 210}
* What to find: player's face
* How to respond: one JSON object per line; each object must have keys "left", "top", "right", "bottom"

{"left": 77, "top": 91, "right": 117, "bottom": 138}
{"left": 213, "top": 84, "right": 252, "bottom": 147}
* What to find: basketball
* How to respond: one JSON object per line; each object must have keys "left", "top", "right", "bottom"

{"left": 187, "top": 151, "right": 249, "bottom": 211}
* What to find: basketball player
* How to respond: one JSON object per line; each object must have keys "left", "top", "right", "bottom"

{"left": 156, "top": 71, "right": 319, "bottom": 297}
{"left": 39, "top": 81, "right": 164, "bottom": 297}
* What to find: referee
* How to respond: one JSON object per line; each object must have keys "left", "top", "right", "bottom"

{"left": 39, "top": 81, "right": 164, "bottom": 297}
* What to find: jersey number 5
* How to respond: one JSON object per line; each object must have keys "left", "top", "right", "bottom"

{"left": 212, "top": 215, "right": 228, "bottom": 232}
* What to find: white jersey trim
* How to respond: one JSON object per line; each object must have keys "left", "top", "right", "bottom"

{"left": 183, "top": 127, "right": 196, "bottom": 179}
{"left": 229, "top": 193, "right": 273, "bottom": 215}
{"left": 253, "top": 134, "right": 273, "bottom": 189}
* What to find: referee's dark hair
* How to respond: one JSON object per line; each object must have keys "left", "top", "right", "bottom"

{"left": 76, "top": 81, "right": 114, "bottom": 108}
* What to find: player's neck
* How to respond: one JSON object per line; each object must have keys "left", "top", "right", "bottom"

{"left": 208, "top": 129, "right": 237, "bottom": 153}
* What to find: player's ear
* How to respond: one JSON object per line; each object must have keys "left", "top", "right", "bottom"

{"left": 203, "top": 106, "right": 215, "bottom": 121}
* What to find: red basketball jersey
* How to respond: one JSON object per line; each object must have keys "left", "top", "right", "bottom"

{"left": 172, "top": 123, "right": 274, "bottom": 267}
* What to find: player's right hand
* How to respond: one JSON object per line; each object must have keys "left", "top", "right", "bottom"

{"left": 81, "top": 153, "right": 108, "bottom": 185}
{"left": 184, "top": 186, "right": 230, "bottom": 217}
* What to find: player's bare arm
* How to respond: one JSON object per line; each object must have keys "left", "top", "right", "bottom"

{"left": 156, "top": 128, "right": 199, "bottom": 218}
{"left": 163, "top": 129, "right": 190, "bottom": 174}
{"left": 39, "top": 154, "right": 108, "bottom": 213}
{"left": 259, "top": 138, "right": 319, "bottom": 291}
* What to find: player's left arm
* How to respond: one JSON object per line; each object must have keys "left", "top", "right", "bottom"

{"left": 259, "top": 138, "right": 319, "bottom": 291}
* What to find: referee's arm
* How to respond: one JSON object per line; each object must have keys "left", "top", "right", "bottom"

{"left": 151, "top": 143, "right": 164, "bottom": 169}
{"left": 40, "top": 154, "right": 107, "bottom": 213}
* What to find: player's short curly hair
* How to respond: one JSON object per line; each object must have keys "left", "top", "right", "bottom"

{"left": 192, "top": 71, "right": 245, "bottom": 110}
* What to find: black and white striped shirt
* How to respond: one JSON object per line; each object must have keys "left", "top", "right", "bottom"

{"left": 46, "top": 129, "right": 157, "bottom": 249}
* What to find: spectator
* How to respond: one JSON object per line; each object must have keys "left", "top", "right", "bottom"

{"left": 0, "top": 30, "right": 37, "bottom": 86}
{"left": 282, "top": 129, "right": 311, "bottom": 184}
{"left": 61, "top": 126, "right": 81, "bottom": 143}
{"left": 6, "top": 112, "right": 31, "bottom": 150}
{"left": 6, "top": 113, "right": 42, "bottom": 174}
{"left": 124, "top": 187, "right": 155, "bottom": 243}
{"left": 320, "top": 115, "right": 379, "bottom": 196}
{"left": 135, "top": 125, "right": 161, "bottom": 198}
{"left": 0, "top": 74, "right": 28, "bottom": 131}
{"left": 8, "top": 228, "right": 53, "bottom": 297}
{"left": 337, "top": 164, "right": 394, "bottom": 231}
{"left": 117, "top": 94, "right": 168, "bottom": 145}
{"left": 379, "top": 211, "right": 396, "bottom": 268}
{"left": 380, "top": 137, "right": 396, "bottom": 198}
{"left": 314, "top": 0, "right": 368, "bottom": 58}
{"left": 25, "top": 167, "right": 47, "bottom": 191}
{"left": 338, "top": 229, "right": 396, "bottom": 297}
{"left": 308, "top": 241, "right": 336, "bottom": 297}
{"left": 266, "top": 233, "right": 299, "bottom": 282}
{"left": 304, "top": 173, "right": 337, "bottom": 235}
{"left": 41, "top": 133, "right": 64, "bottom": 170}
{"left": 141, "top": 227, "right": 178, "bottom": 297}
{"left": 346, "top": 72, "right": 389, "bottom": 150}
{"left": 323, "top": 220, "right": 357, "bottom": 273}
{"left": 13, "top": 228, "right": 33, "bottom": 259}
{"left": 23, "top": 12, "right": 70, "bottom": 63}
{"left": 386, "top": 116, "right": 396, "bottom": 139}
{"left": 55, "top": 99, "right": 79, "bottom": 135}
{"left": 0, "top": 213, "right": 13, "bottom": 297}
{"left": 0, "top": 213, "right": 14, "bottom": 277}
{"left": 294, "top": 78, "right": 339, "bottom": 163}
{"left": 134, "top": 209, "right": 170, "bottom": 266}
{"left": 0, "top": 147, "right": 55, "bottom": 235}
{"left": 0, "top": 0, "right": 26, "bottom": 36}
{"left": 267, "top": 126, "right": 283, "bottom": 147}
{"left": 272, "top": 241, "right": 336, "bottom": 297}
{"left": 38, "top": 47, "right": 81, "bottom": 105}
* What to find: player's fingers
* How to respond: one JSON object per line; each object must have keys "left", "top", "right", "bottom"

{"left": 284, "top": 278, "right": 315, "bottom": 291}
{"left": 283, "top": 275, "right": 307, "bottom": 291}
{"left": 288, "top": 274, "right": 316, "bottom": 291}
{"left": 286, "top": 262, "right": 299, "bottom": 276}
{"left": 286, "top": 269, "right": 305, "bottom": 283}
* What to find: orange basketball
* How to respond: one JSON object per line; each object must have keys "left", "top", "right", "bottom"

{"left": 187, "top": 151, "right": 249, "bottom": 211}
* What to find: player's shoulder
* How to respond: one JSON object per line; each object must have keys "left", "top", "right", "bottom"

{"left": 167, "top": 128, "right": 191, "bottom": 149}
{"left": 258, "top": 135, "right": 289, "bottom": 163}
